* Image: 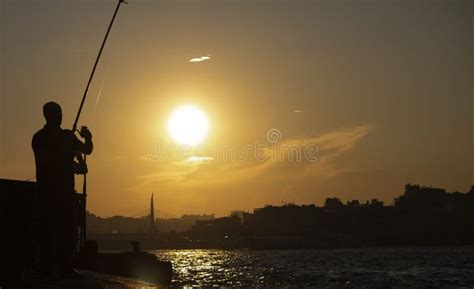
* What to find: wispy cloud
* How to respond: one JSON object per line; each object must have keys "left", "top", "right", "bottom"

{"left": 119, "top": 124, "right": 374, "bottom": 216}
{"left": 133, "top": 124, "right": 373, "bottom": 191}
{"left": 189, "top": 55, "right": 211, "bottom": 63}
{"left": 186, "top": 156, "right": 214, "bottom": 162}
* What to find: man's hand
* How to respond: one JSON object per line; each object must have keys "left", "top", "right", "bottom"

{"left": 79, "top": 126, "right": 92, "bottom": 140}
{"left": 73, "top": 126, "right": 93, "bottom": 155}
{"left": 73, "top": 150, "right": 88, "bottom": 175}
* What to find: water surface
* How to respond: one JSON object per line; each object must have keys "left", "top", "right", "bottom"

{"left": 152, "top": 246, "right": 474, "bottom": 287}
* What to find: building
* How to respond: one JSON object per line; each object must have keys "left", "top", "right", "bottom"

{"left": 148, "top": 193, "right": 158, "bottom": 236}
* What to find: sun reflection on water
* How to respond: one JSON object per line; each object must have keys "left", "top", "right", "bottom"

{"left": 150, "top": 247, "right": 474, "bottom": 288}
{"left": 150, "top": 249, "right": 264, "bottom": 287}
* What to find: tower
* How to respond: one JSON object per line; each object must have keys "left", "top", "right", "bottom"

{"left": 149, "top": 193, "right": 158, "bottom": 236}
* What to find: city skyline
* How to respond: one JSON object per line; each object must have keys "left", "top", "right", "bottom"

{"left": 86, "top": 183, "right": 474, "bottom": 251}
{"left": 92, "top": 183, "right": 474, "bottom": 221}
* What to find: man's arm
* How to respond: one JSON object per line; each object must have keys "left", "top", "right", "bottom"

{"left": 71, "top": 127, "right": 93, "bottom": 155}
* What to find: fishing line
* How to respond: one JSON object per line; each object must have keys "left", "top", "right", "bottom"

{"left": 72, "top": 0, "right": 127, "bottom": 132}
{"left": 90, "top": 79, "right": 105, "bottom": 126}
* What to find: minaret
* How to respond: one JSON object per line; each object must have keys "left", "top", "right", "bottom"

{"left": 149, "top": 193, "right": 158, "bottom": 236}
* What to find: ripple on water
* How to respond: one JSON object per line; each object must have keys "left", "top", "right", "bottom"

{"left": 150, "top": 247, "right": 474, "bottom": 287}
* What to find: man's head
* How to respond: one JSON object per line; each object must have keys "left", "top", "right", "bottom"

{"left": 43, "top": 102, "right": 62, "bottom": 127}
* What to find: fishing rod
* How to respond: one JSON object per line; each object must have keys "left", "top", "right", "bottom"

{"left": 72, "top": 0, "right": 127, "bottom": 246}
{"left": 72, "top": 0, "right": 127, "bottom": 132}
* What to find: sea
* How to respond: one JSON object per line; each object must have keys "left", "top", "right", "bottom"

{"left": 151, "top": 246, "right": 474, "bottom": 288}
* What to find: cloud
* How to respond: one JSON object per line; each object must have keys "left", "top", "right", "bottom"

{"left": 117, "top": 124, "right": 374, "bottom": 216}
{"left": 134, "top": 124, "right": 373, "bottom": 190}
{"left": 186, "top": 156, "right": 214, "bottom": 162}
{"left": 189, "top": 56, "right": 211, "bottom": 63}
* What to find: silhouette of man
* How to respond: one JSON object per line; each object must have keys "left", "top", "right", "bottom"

{"left": 32, "top": 102, "right": 93, "bottom": 278}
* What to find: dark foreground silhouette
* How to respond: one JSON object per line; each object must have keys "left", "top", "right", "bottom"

{"left": 0, "top": 102, "right": 171, "bottom": 288}
{"left": 32, "top": 102, "right": 93, "bottom": 279}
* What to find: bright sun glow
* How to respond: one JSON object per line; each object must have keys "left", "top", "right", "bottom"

{"left": 167, "top": 106, "right": 209, "bottom": 146}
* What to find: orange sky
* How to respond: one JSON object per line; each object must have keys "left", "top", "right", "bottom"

{"left": 1, "top": 0, "right": 472, "bottom": 217}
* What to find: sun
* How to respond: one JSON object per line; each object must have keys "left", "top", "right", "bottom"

{"left": 167, "top": 106, "right": 210, "bottom": 146}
